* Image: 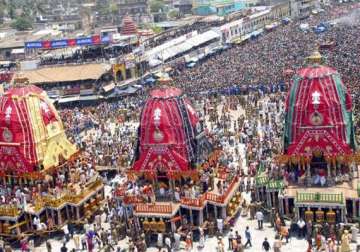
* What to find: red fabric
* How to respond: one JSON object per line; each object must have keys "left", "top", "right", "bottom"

{"left": 184, "top": 98, "right": 199, "bottom": 127}
{"left": 0, "top": 85, "right": 61, "bottom": 172}
{"left": 0, "top": 72, "right": 14, "bottom": 83}
{"left": 132, "top": 87, "right": 198, "bottom": 171}
{"left": 286, "top": 130, "right": 352, "bottom": 156}
{"left": 286, "top": 65, "right": 353, "bottom": 156}
{"left": 7, "top": 85, "right": 43, "bottom": 96}
{"left": 40, "top": 100, "right": 57, "bottom": 125}
{"left": 149, "top": 87, "right": 182, "bottom": 99}
{"left": 318, "top": 169, "right": 326, "bottom": 177}
{"left": 0, "top": 96, "right": 35, "bottom": 172}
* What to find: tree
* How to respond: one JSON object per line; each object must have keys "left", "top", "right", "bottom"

{"left": 11, "top": 16, "right": 33, "bottom": 30}
{"left": 109, "top": 2, "right": 118, "bottom": 24}
{"left": 96, "top": 0, "right": 110, "bottom": 16}
{"left": 168, "top": 9, "right": 179, "bottom": 19}
{"left": 152, "top": 25, "right": 163, "bottom": 34}
{"left": 8, "top": 3, "right": 16, "bottom": 19}
{"left": 150, "top": 0, "right": 165, "bottom": 13}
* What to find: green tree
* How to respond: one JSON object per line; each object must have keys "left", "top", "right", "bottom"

{"left": 150, "top": 0, "right": 165, "bottom": 13}
{"left": 0, "top": 2, "right": 5, "bottom": 24}
{"left": 9, "top": 3, "right": 16, "bottom": 19}
{"left": 109, "top": 2, "right": 118, "bottom": 24}
{"left": 97, "top": 0, "right": 110, "bottom": 16}
{"left": 152, "top": 25, "right": 163, "bottom": 34}
{"left": 168, "top": 9, "right": 179, "bottom": 19}
{"left": 11, "top": 16, "right": 33, "bottom": 30}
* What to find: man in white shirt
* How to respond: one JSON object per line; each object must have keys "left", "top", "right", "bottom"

{"left": 165, "top": 236, "right": 171, "bottom": 250}
{"left": 256, "top": 210, "right": 264, "bottom": 230}
{"left": 297, "top": 218, "right": 306, "bottom": 238}
{"left": 63, "top": 224, "right": 70, "bottom": 242}
{"left": 174, "top": 232, "right": 181, "bottom": 250}
{"left": 228, "top": 229, "right": 234, "bottom": 250}
{"left": 217, "top": 218, "right": 224, "bottom": 234}
{"left": 157, "top": 232, "right": 163, "bottom": 248}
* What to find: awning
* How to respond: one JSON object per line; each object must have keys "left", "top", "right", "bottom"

{"left": 80, "top": 89, "right": 94, "bottom": 95}
{"left": 107, "top": 86, "right": 140, "bottom": 98}
{"left": 149, "top": 58, "right": 162, "bottom": 67}
{"left": 103, "top": 82, "right": 115, "bottom": 92}
{"left": 153, "top": 71, "right": 169, "bottom": 79}
{"left": 153, "top": 30, "right": 220, "bottom": 62}
{"left": 145, "top": 31, "right": 198, "bottom": 59}
{"left": 79, "top": 95, "right": 103, "bottom": 101}
{"left": 46, "top": 90, "right": 60, "bottom": 97}
{"left": 187, "top": 62, "right": 196, "bottom": 68}
{"left": 186, "top": 30, "right": 220, "bottom": 47}
{"left": 250, "top": 29, "right": 264, "bottom": 38}
{"left": 58, "top": 96, "right": 80, "bottom": 103}
{"left": 265, "top": 22, "right": 279, "bottom": 30}
{"left": 116, "top": 86, "right": 139, "bottom": 95}
{"left": 21, "top": 63, "right": 111, "bottom": 84}
{"left": 144, "top": 77, "right": 156, "bottom": 84}
{"left": 11, "top": 48, "right": 25, "bottom": 54}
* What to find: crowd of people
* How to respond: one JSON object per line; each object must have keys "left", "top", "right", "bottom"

{"left": 171, "top": 3, "right": 360, "bottom": 107}
{"left": 1, "top": 2, "right": 359, "bottom": 251}
{"left": 0, "top": 154, "right": 98, "bottom": 215}
{"left": 60, "top": 96, "right": 144, "bottom": 168}
{"left": 38, "top": 45, "right": 134, "bottom": 67}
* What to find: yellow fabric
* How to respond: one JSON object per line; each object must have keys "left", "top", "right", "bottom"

{"left": 22, "top": 91, "right": 77, "bottom": 169}
{"left": 42, "top": 129, "right": 77, "bottom": 169}
{"left": 26, "top": 95, "right": 47, "bottom": 161}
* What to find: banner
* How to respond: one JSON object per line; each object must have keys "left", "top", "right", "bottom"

{"left": 25, "top": 35, "right": 110, "bottom": 49}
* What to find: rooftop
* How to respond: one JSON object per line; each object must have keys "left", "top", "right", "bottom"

{"left": 18, "top": 63, "right": 111, "bottom": 85}
{"left": 0, "top": 30, "right": 62, "bottom": 49}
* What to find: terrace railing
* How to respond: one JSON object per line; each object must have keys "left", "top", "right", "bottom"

{"left": 296, "top": 192, "right": 344, "bottom": 204}
{"left": 135, "top": 203, "right": 173, "bottom": 214}
{"left": 255, "top": 176, "right": 269, "bottom": 187}
{"left": 181, "top": 194, "right": 206, "bottom": 208}
{"left": 123, "top": 195, "right": 145, "bottom": 204}
{"left": 205, "top": 175, "right": 239, "bottom": 204}
{"left": 0, "top": 205, "right": 21, "bottom": 217}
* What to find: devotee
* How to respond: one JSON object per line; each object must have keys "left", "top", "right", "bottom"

{"left": 228, "top": 228, "right": 234, "bottom": 250}
{"left": 262, "top": 237, "right": 271, "bottom": 252}
{"left": 297, "top": 218, "right": 306, "bottom": 238}
{"left": 217, "top": 237, "right": 225, "bottom": 252}
{"left": 5, "top": 3, "right": 357, "bottom": 251}
{"left": 256, "top": 209, "right": 264, "bottom": 230}
{"left": 273, "top": 235, "right": 282, "bottom": 252}
{"left": 198, "top": 227, "right": 205, "bottom": 249}
{"left": 340, "top": 230, "right": 351, "bottom": 252}
{"left": 244, "top": 226, "right": 252, "bottom": 248}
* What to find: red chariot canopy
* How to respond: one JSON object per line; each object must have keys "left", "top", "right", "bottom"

{"left": 284, "top": 63, "right": 356, "bottom": 157}
{"left": 132, "top": 86, "right": 203, "bottom": 172}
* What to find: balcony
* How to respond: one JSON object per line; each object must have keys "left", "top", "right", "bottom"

{"left": 295, "top": 192, "right": 344, "bottom": 204}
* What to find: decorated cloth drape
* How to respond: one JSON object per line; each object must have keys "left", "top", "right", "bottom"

{"left": 283, "top": 63, "right": 357, "bottom": 157}
{"left": 0, "top": 85, "right": 77, "bottom": 173}
{"left": 132, "top": 86, "right": 211, "bottom": 172}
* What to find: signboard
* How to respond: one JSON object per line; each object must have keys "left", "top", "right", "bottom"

{"left": 25, "top": 35, "right": 110, "bottom": 49}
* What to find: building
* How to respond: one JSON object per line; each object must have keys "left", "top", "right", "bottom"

{"left": 0, "top": 30, "right": 59, "bottom": 61}
{"left": 290, "top": 0, "right": 318, "bottom": 19}
{"left": 270, "top": 2, "right": 291, "bottom": 19}
{"left": 192, "top": 0, "right": 248, "bottom": 16}
{"left": 174, "top": 0, "right": 193, "bottom": 14}
{"left": 117, "top": 0, "right": 153, "bottom": 24}
{"left": 18, "top": 63, "right": 112, "bottom": 103}
{"left": 219, "top": 4, "right": 290, "bottom": 44}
